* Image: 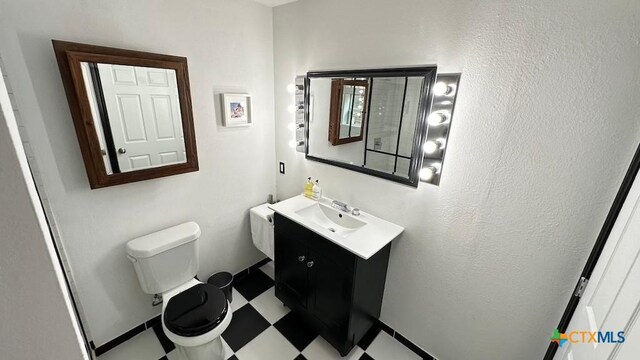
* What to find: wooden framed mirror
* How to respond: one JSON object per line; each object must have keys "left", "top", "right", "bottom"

{"left": 328, "top": 79, "right": 370, "bottom": 145}
{"left": 52, "top": 40, "right": 198, "bottom": 189}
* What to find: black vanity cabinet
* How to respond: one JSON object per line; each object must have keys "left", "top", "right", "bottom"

{"left": 274, "top": 213, "right": 391, "bottom": 356}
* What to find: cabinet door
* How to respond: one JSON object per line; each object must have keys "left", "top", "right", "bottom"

{"left": 274, "top": 229, "right": 309, "bottom": 309}
{"left": 308, "top": 248, "right": 352, "bottom": 334}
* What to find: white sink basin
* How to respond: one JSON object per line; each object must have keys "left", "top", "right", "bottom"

{"left": 269, "top": 195, "right": 404, "bottom": 259}
{"left": 295, "top": 202, "right": 366, "bottom": 235}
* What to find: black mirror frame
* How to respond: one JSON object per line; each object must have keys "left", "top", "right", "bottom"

{"left": 305, "top": 66, "right": 437, "bottom": 187}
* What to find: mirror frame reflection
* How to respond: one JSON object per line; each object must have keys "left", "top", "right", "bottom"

{"left": 305, "top": 67, "right": 437, "bottom": 187}
{"left": 328, "top": 79, "right": 369, "bottom": 145}
{"left": 53, "top": 40, "right": 198, "bottom": 189}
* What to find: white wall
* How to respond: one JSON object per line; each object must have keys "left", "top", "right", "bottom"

{"left": 0, "top": 0, "right": 275, "bottom": 346}
{"left": 273, "top": 1, "right": 640, "bottom": 359}
{"left": 0, "top": 62, "right": 86, "bottom": 360}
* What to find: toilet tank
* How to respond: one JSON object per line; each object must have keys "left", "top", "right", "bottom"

{"left": 125, "top": 222, "right": 201, "bottom": 294}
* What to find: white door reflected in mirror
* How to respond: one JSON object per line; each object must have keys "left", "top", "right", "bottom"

{"left": 80, "top": 62, "right": 186, "bottom": 174}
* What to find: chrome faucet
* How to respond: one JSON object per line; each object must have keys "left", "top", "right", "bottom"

{"left": 331, "top": 200, "right": 350, "bottom": 212}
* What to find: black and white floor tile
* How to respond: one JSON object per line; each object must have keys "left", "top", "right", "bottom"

{"left": 96, "top": 262, "right": 423, "bottom": 360}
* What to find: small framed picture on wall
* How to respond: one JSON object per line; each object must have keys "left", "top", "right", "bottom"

{"left": 222, "top": 93, "right": 252, "bottom": 127}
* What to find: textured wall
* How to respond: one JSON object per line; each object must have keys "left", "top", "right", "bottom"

{"left": 273, "top": 0, "right": 640, "bottom": 359}
{"left": 0, "top": 0, "right": 276, "bottom": 346}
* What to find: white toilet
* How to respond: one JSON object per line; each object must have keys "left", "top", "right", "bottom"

{"left": 125, "top": 222, "right": 232, "bottom": 360}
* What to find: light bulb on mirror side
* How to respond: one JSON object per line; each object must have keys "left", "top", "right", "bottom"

{"left": 423, "top": 141, "right": 439, "bottom": 154}
{"left": 287, "top": 105, "right": 296, "bottom": 113}
{"left": 423, "top": 138, "right": 446, "bottom": 154}
{"left": 428, "top": 112, "right": 448, "bottom": 126}
{"left": 433, "top": 82, "right": 453, "bottom": 96}
{"left": 419, "top": 167, "right": 436, "bottom": 181}
{"left": 288, "top": 140, "right": 296, "bottom": 148}
{"left": 287, "top": 84, "right": 296, "bottom": 93}
{"left": 288, "top": 123, "right": 296, "bottom": 131}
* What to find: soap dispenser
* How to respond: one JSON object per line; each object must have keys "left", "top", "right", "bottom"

{"left": 312, "top": 180, "right": 322, "bottom": 200}
{"left": 304, "top": 177, "right": 313, "bottom": 198}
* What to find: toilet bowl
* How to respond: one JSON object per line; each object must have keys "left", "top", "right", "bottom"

{"left": 126, "top": 222, "right": 231, "bottom": 360}
{"left": 162, "top": 278, "right": 232, "bottom": 360}
{"left": 249, "top": 203, "right": 275, "bottom": 259}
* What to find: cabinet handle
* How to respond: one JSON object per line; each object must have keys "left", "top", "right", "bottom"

{"left": 307, "top": 261, "right": 314, "bottom": 268}
{"left": 298, "top": 255, "right": 305, "bottom": 262}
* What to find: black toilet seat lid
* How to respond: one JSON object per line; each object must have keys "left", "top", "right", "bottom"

{"left": 164, "top": 283, "right": 228, "bottom": 337}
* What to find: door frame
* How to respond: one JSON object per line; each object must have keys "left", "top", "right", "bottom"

{"left": 544, "top": 141, "right": 640, "bottom": 359}
{"left": 0, "top": 57, "right": 92, "bottom": 358}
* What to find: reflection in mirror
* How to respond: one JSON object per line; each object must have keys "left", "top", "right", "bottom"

{"left": 79, "top": 62, "right": 186, "bottom": 174}
{"left": 306, "top": 67, "right": 436, "bottom": 186}
{"left": 329, "top": 79, "right": 369, "bottom": 145}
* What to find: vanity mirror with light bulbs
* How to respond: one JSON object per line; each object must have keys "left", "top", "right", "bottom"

{"left": 419, "top": 73, "right": 461, "bottom": 185}
{"left": 53, "top": 40, "right": 198, "bottom": 189}
{"left": 303, "top": 67, "right": 460, "bottom": 187}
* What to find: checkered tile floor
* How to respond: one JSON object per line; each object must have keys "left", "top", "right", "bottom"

{"left": 96, "top": 262, "right": 422, "bottom": 360}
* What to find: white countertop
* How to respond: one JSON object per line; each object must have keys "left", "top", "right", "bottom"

{"left": 268, "top": 195, "right": 404, "bottom": 259}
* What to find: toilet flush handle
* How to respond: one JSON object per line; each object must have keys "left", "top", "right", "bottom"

{"left": 126, "top": 254, "right": 137, "bottom": 263}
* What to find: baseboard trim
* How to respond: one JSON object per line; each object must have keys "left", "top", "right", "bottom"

{"left": 233, "top": 257, "right": 271, "bottom": 282}
{"left": 93, "top": 322, "right": 148, "bottom": 356}
{"left": 374, "top": 319, "right": 437, "bottom": 360}
{"left": 249, "top": 257, "right": 271, "bottom": 273}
